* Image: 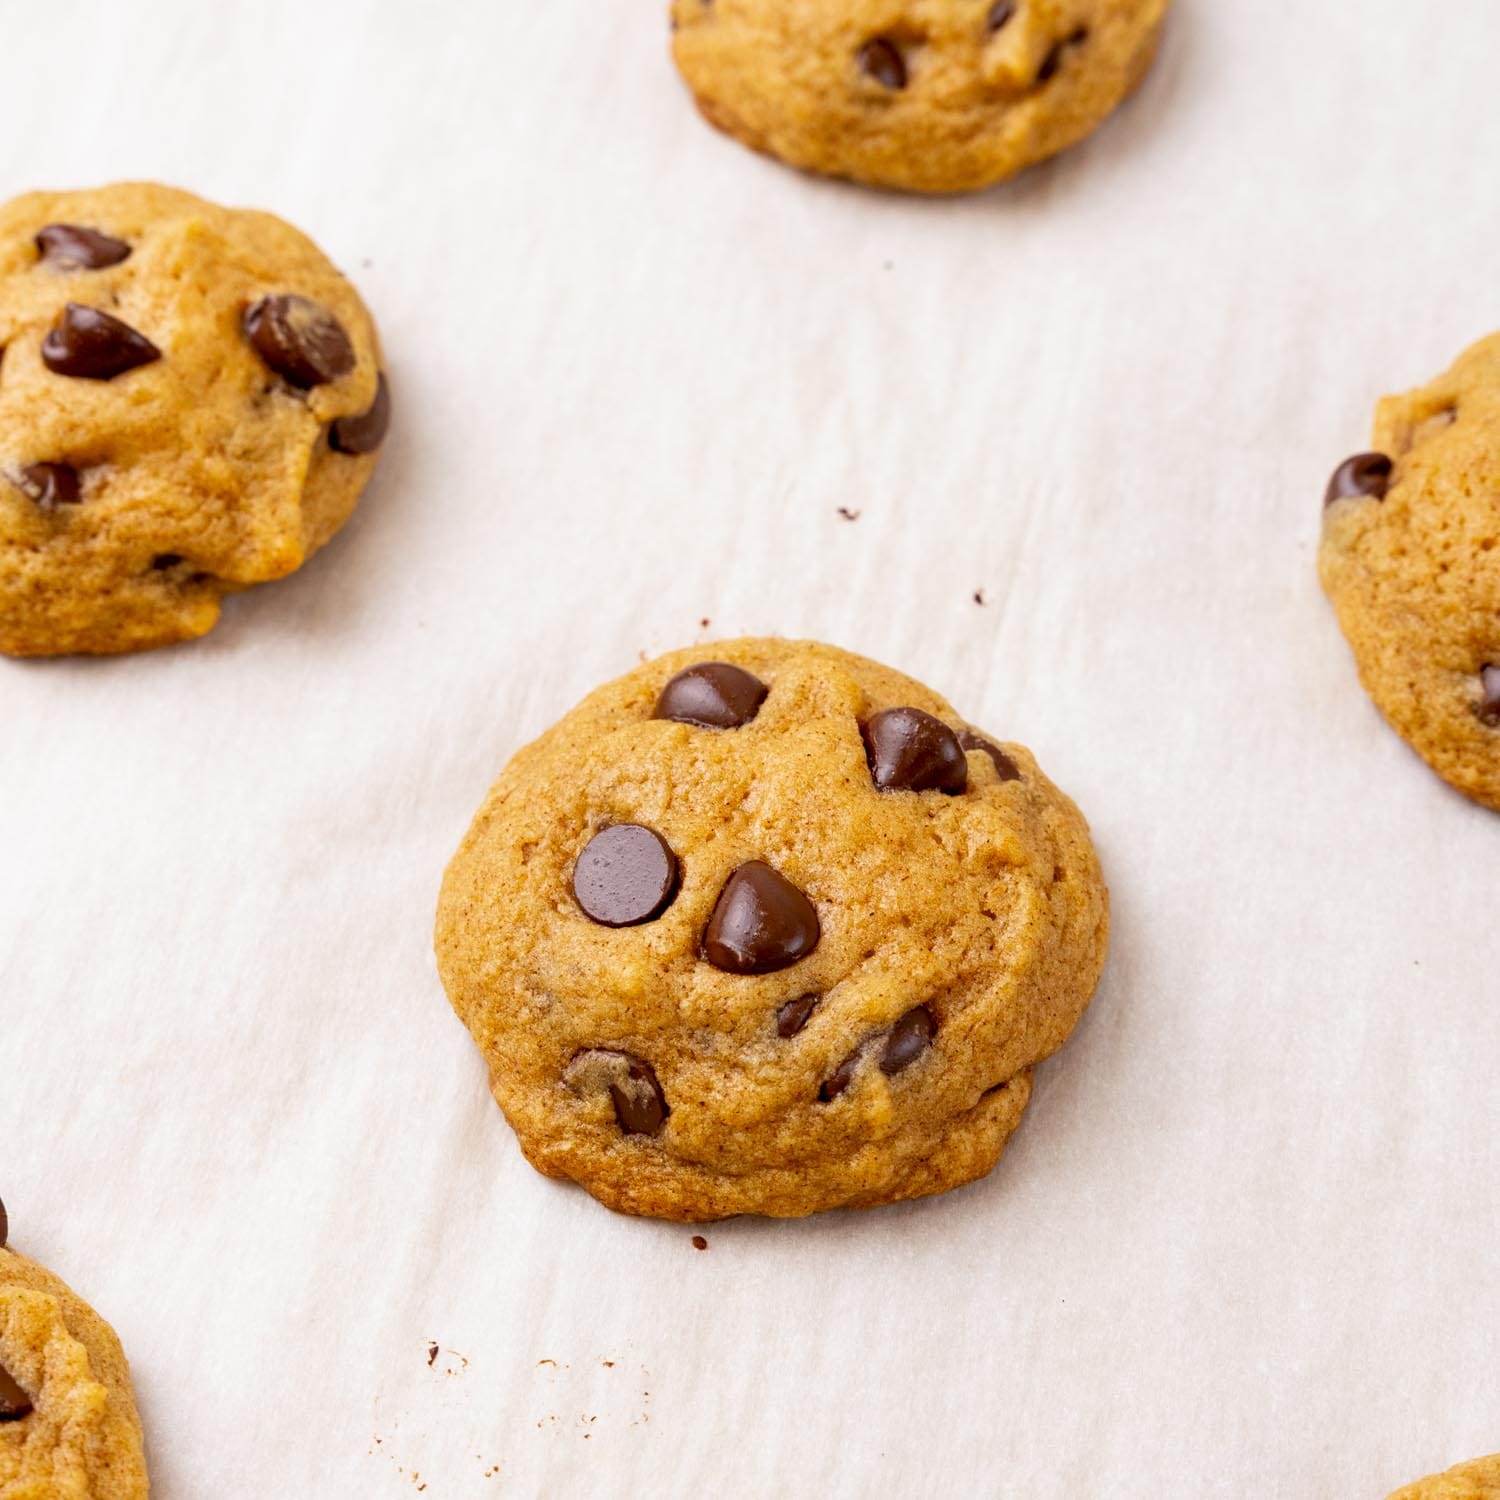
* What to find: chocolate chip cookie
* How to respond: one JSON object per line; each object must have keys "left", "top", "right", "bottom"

{"left": 0, "top": 1196, "right": 149, "bottom": 1497}
{"left": 1320, "top": 332, "right": 1500, "bottom": 811}
{"left": 435, "top": 639, "right": 1108, "bottom": 1220}
{"left": 1387, "top": 1455, "right": 1500, "bottom": 1499}
{"left": 670, "top": 0, "right": 1171, "bottom": 194}
{"left": 0, "top": 181, "right": 389, "bottom": 657}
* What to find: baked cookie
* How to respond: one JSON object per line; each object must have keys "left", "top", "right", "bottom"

{"left": 0, "top": 182, "right": 389, "bottom": 657}
{"left": 670, "top": 0, "right": 1171, "bottom": 194}
{"left": 0, "top": 1196, "right": 149, "bottom": 1498}
{"left": 1320, "top": 332, "right": 1500, "bottom": 811}
{"left": 436, "top": 638, "right": 1108, "bottom": 1220}
{"left": 1387, "top": 1455, "right": 1500, "bottom": 1500}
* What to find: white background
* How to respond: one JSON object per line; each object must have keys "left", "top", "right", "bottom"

{"left": 2, "top": 2, "right": 1498, "bottom": 1495}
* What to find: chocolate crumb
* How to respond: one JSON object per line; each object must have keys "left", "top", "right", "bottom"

{"left": 973, "top": 589, "right": 987, "bottom": 605}
{"left": 692, "top": 1234, "right": 708, "bottom": 1250}
{"left": 427, "top": 1342, "right": 439, "bottom": 1367}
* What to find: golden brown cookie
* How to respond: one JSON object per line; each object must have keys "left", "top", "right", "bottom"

{"left": 0, "top": 182, "right": 389, "bottom": 657}
{"left": 1319, "top": 332, "right": 1500, "bottom": 811}
{"left": 670, "top": 0, "right": 1171, "bottom": 194}
{"left": 436, "top": 638, "right": 1108, "bottom": 1221}
{"left": 0, "top": 1197, "right": 148, "bottom": 1498}
{"left": 1387, "top": 1455, "right": 1500, "bottom": 1500}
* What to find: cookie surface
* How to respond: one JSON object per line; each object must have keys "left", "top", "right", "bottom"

{"left": 0, "top": 1204, "right": 148, "bottom": 1498}
{"left": 670, "top": 0, "right": 1170, "bottom": 194}
{"left": 1319, "top": 333, "right": 1500, "bottom": 811}
{"left": 436, "top": 638, "right": 1108, "bottom": 1220}
{"left": 0, "top": 182, "right": 388, "bottom": 657}
{"left": 1388, "top": 1455, "right": 1500, "bottom": 1500}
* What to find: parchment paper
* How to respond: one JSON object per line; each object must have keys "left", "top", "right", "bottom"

{"left": 3, "top": 2, "right": 1498, "bottom": 1495}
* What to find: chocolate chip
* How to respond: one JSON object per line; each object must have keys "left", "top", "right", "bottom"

{"left": 150, "top": 553, "right": 185, "bottom": 570}
{"left": 881, "top": 1005, "right": 936, "bottom": 1075}
{"left": 330, "top": 372, "right": 391, "bottom": 454}
{"left": 1325, "top": 452, "right": 1393, "bottom": 507}
{"left": 858, "top": 37, "right": 907, "bottom": 89}
{"left": 703, "top": 861, "right": 820, "bottom": 974}
{"left": 572, "top": 824, "right": 679, "bottom": 928}
{"left": 775, "top": 994, "right": 819, "bottom": 1038}
{"left": 35, "top": 223, "right": 131, "bottom": 271}
{"left": 958, "top": 728, "right": 1021, "bottom": 782}
{"left": 653, "top": 662, "right": 768, "bottom": 729}
{"left": 1039, "top": 27, "right": 1087, "bottom": 81}
{"left": 819, "top": 1049, "right": 862, "bottom": 1102}
{"left": 17, "top": 463, "right": 80, "bottom": 510}
{"left": 691, "top": 1235, "right": 708, "bottom": 1250}
{"left": 564, "top": 1049, "right": 669, "bottom": 1135}
{"left": 243, "top": 295, "right": 355, "bottom": 389}
{"left": 986, "top": 1, "right": 1016, "bottom": 31}
{"left": 0, "top": 1365, "right": 29, "bottom": 1422}
{"left": 863, "top": 707, "right": 968, "bottom": 794}
{"left": 41, "top": 303, "right": 160, "bottom": 380}
{"left": 1479, "top": 666, "right": 1500, "bottom": 728}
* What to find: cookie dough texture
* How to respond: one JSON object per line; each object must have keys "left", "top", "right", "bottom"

{"left": 670, "top": 0, "right": 1171, "bottom": 193}
{"left": 436, "top": 638, "right": 1108, "bottom": 1220}
{"left": 0, "top": 1247, "right": 148, "bottom": 1498}
{"left": 1388, "top": 1455, "right": 1500, "bottom": 1500}
{"left": 1320, "top": 333, "right": 1500, "bottom": 811}
{"left": 0, "top": 182, "right": 386, "bottom": 657}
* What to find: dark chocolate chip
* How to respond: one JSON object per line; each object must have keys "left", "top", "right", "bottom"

{"left": 653, "top": 662, "right": 768, "bottom": 729}
{"left": 1479, "top": 666, "right": 1500, "bottom": 728}
{"left": 565, "top": 1049, "right": 669, "bottom": 1135}
{"left": 0, "top": 1364, "right": 29, "bottom": 1422}
{"left": 243, "top": 295, "right": 355, "bottom": 389}
{"left": 1039, "top": 27, "right": 1087, "bottom": 81}
{"left": 150, "top": 553, "right": 185, "bottom": 571}
{"left": 703, "top": 861, "right": 820, "bottom": 974}
{"left": 17, "top": 463, "right": 80, "bottom": 510}
{"left": 863, "top": 707, "right": 968, "bottom": 794}
{"left": 1324, "top": 452, "right": 1393, "bottom": 507}
{"left": 35, "top": 223, "right": 131, "bottom": 271}
{"left": 881, "top": 1005, "right": 936, "bottom": 1075}
{"left": 329, "top": 372, "right": 391, "bottom": 455}
{"left": 0, "top": 1193, "right": 7, "bottom": 1248}
{"left": 41, "top": 303, "right": 160, "bottom": 380}
{"left": 986, "top": 1, "right": 1016, "bottom": 31}
{"left": 858, "top": 37, "right": 907, "bottom": 89}
{"left": 572, "top": 824, "right": 679, "bottom": 928}
{"left": 958, "top": 728, "right": 1021, "bottom": 782}
{"left": 775, "top": 994, "right": 819, "bottom": 1038}
{"left": 819, "top": 1049, "right": 863, "bottom": 1102}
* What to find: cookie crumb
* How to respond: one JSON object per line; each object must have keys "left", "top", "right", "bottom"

{"left": 699, "top": 617, "right": 711, "bottom": 630}
{"left": 837, "top": 507, "right": 861, "bottom": 522}
{"left": 973, "top": 589, "right": 986, "bottom": 606}
{"left": 427, "top": 1342, "right": 439, "bottom": 1367}
{"left": 691, "top": 1234, "right": 708, "bottom": 1250}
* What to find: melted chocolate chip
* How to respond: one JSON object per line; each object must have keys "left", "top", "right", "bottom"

{"left": 1479, "top": 666, "right": 1500, "bottom": 728}
{"left": 653, "top": 662, "right": 768, "bottom": 729}
{"left": 0, "top": 1365, "right": 29, "bottom": 1422}
{"left": 703, "top": 861, "right": 820, "bottom": 974}
{"left": 330, "top": 372, "right": 391, "bottom": 454}
{"left": 819, "top": 1049, "right": 863, "bottom": 1102}
{"left": 863, "top": 707, "right": 968, "bottom": 794}
{"left": 150, "top": 553, "right": 185, "bottom": 571}
{"left": 1324, "top": 452, "right": 1393, "bottom": 507}
{"left": 41, "top": 304, "right": 160, "bottom": 380}
{"left": 881, "top": 1005, "right": 936, "bottom": 1075}
{"left": 564, "top": 1049, "right": 669, "bottom": 1135}
{"left": 35, "top": 223, "right": 131, "bottom": 271}
{"left": 243, "top": 295, "right": 355, "bottom": 389}
{"left": 775, "top": 994, "right": 819, "bottom": 1038}
{"left": 958, "top": 728, "right": 1021, "bottom": 782}
{"left": 1038, "top": 26, "right": 1087, "bottom": 82}
{"left": 572, "top": 824, "right": 679, "bottom": 928}
{"left": 858, "top": 37, "right": 907, "bottom": 89}
{"left": 986, "top": 1, "right": 1016, "bottom": 31}
{"left": 17, "top": 463, "right": 80, "bottom": 510}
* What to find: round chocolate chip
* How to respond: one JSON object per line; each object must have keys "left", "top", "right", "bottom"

{"left": 986, "top": 1, "right": 1016, "bottom": 31}
{"left": 330, "top": 372, "right": 391, "bottom": 455}
{"left": 1325, "top": 452, "right": 1393, "bottom": 507}
{"left": 41, "top": 303, "right": 160, "bottom": 381}
{"left": 653, "top": 662, "right": 768, "bottom": 729}
{"left": 864, "top": 707, "right": 968, "bottom": 794}
{"left": 572, "top": 824, "right": 679, "bottom": 928}
{"left": 958, "top": 728, "right": 1021, "bottom": 783}
{"left": 17, "top": 463, "right": 80, "bottom": 510}
{"left": 775, "top": 994, "right": 819, "bottom": 1038}
{"left": 703, "top": 861, "right": 820, "bottom": 975}
{"left": 0, "top": 1364, "right": 29, "bottom": 1422}
{"left": 881, "top": 1005, "right": 936, "bottom": 1075}
{"left": 819, "top": 1048, "right": 862, "bottom": 1102}
{"left": 1479, "top": 665, "right": 1500, "bottom": 728}
{"left": 858, "top": 37, "right": 907, "bottom": 89}
{"left": 564, "top": 1048, "right": 669, "bottom": 1136}
{"left": 35, "top": 223, "right": 131, "bottom": 271}
{"left": 243, "top": 295, "right": 355, "bottom": 389}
